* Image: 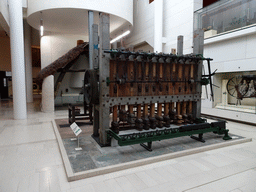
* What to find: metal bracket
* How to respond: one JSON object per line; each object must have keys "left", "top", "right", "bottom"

{"left": 140, "top": 142, "right": 152, "bottom": 152}
{"left": 191, "top": 133, "right": 205, "bottom": 143}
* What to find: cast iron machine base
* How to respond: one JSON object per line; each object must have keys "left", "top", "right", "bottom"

{"left": 107, "top": 120, "right": 231, "bottom": 151}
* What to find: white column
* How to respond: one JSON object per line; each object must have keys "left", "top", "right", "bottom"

{"left": 154, "top": 0, "right": 163, "bottom": 53}
{"left": 41, "top": 36, "right": 54, "bottom": 112}
{"left": 42, "top": 76, "right": 54, "bottom": 112}
{"left": 24, "top": 19, "right": 33, "bottom": 103}
{"left": 9, "top": 0, "right": 27, "bottom": 119}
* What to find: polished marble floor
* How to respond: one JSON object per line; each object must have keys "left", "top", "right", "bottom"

{"left": 1, "top": 99, "right": 256, "bottom": 192}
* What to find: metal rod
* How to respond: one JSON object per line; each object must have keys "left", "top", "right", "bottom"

{"left": 88, "top": 11, "right": 94, "bottom": 69}
{"left": 207, "top": 59, "right": 214, "bottom": 101}
{"left": 108, "top": 80, "right": 202, "bottom": 84}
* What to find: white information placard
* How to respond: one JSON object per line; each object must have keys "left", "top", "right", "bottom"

{"left": 70, "top": 122, "right": 82, "bottom": 136}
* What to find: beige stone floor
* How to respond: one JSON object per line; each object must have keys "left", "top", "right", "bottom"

{"left": 0, "top": 99, "right": 256, "bottom": 192}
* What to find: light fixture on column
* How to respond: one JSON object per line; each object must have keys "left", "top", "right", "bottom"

{"left": 110, "top": 30, "right": 130, "bottom": 44}
{"left": 40, "top": 12, "right": 44, "bottom": 37}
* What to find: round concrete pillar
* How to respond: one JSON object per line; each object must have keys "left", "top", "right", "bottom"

{"left": 40, "top": 36, "right": 55, "bottom": 113}
{"left": 9, "top": 0, "right": 27, "bottom": 119}
{"left": 41, "top": 75, "right": 54, "bottom": 112}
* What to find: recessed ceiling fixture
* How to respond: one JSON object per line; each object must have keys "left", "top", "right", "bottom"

{"left": 110, "top": 30, "right": 130, "bottom": 44}
{"left": 40, "top": 12, "right": 44, "bottom": 37}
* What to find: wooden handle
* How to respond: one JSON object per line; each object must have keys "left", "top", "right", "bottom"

{"left": 164, "top": 103, "right": 169, "bottom": 116}
{"left": 176, "top": 102, "right": 181, "bottom": 115}
{"left": 182, "top": 102, "right": 187, "bottom": 115}
{"left": 137, "top": 104, "right": 142, "bottom": 118}
{"left": 188, "top": 101, "right": 193, "bottom": 114}
{"left": 145, "top": 62, "right": 149, "bottom": 80}
{"left": 178, "top": 64, "right": 183, "bottom": 79}
{"left": 157, "top": 103, "right": 162, "bottom": 116}
{"left": 121, "top": 105, "right": 125, "bottom": 110}
{"left": 159, "top": 62, "right": 163, "bottom": 80}
{"left": 150, "top": 103, "right": 155, "bottom": 117}
{"left": 128, "top": 105, "right": 133, "bottom": 114}
{"left": 169, "top": 102, "right": 174, "bottom": 111}
{"left": 113, "top": 106, "right": 118, "bottom": 122}
{"left": 143, "top": 104, "right": 148, "bottom": 118}
{"left": 190, "top": 64, "right": 194, "bottom": 79}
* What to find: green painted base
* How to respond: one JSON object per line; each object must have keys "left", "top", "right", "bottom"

{"left": 107, "top": 122, "right": 233, "bottom": 149}
{"left": 223, "top": 135, "right": 232, "bottom": 140}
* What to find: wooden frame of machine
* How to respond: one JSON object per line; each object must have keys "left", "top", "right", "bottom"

{"left": 84, "top": 13, "right": 232, "bottom": 151}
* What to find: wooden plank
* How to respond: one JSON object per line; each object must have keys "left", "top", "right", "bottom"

{"left": 150, "top": 103, "right": 155, "bottom": 117}
{"left": 182, "top": 102, "right": 187, "bottom": 115}
{"left": 157, "top": 103, "right": 162, "bottom": 117}
{"left": 143, "top": 104, "right": 149, "bottom": 118}
{"left": 176, "top": 102, "right": 181, "bottom": 115}
{"left": 113, "top": 105, "right": 118, "bottom": 122}
{"left": 164, "top": 103, "right": 169, "bottom": 116}
{"left": 137, "top": 104, "right": 142, "bottom": 119}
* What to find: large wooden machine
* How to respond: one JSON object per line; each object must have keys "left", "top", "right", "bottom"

{"left": 83, "top": 13, "right": 232, "bottom": 151}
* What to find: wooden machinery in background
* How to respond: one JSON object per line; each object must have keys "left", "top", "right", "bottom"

{"left": 83, "top": 13, "right": 232, "bottom": 151}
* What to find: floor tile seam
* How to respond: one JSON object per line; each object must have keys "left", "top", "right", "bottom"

{"left": 0, "top": 139, "right": 57, "bottom": 149}
{"left": 181, "top": 167, "right": 256, "bottom": 192}
{"left": 2, "top": 121, "right": 53, "bottom": 127}
{"left": 230, "top": 127, "right": 256, "bottom": 132}
{"left": 236, "top": 184, "right": 251, "bottom": 191}
{"left": 104, "top": 177, "right": 124, "bottom": 191}
{"left": 0, "top": 127, "right": 6, "bottom": 135}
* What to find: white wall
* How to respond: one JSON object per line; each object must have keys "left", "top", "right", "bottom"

{"left": 125, "top": 0, "right": 154, "bottom": 48}
{"left": 163, "top": 0, "right": 198, "bottom": 54}
{"left": 134, "top": 42, "right": 153, "bottom": 52}
{"left": 126, "top": 0, "right": 201, "bottom": 54}
{"left": 204, "top": 32, "right": 256, "bottom": 74}
{"left": 0, "top": 0, "right": 10, "bottom": 34}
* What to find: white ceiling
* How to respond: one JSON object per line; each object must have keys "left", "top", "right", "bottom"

{"left": 27, "top": 8, "right": 131, "bottom": 38}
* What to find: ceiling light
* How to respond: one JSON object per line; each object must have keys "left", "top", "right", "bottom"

{"left": 110, "top": 30, "right": 130, "bottom": 44}
{"left": 40, "top": 19, "right": 44, "bottom": 36}
{"left": 40, "top": 12, "right": 44, "bottom": 37}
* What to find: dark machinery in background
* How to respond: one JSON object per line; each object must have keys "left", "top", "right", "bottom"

{"left": 36, "top": 13, "right": 232, "bottom": 151}
{"left": 82, "top": 13, "right": 232, "bottom": 151}
{"left": 227, "top": 75, "right": 256, "bottom": 105}
{"left": 35, "top": 41, "right": 93, "bottom": 124}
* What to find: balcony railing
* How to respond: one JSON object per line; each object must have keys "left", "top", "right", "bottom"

{"left": 194, "top": 0, "right": 256, "bottom": 38}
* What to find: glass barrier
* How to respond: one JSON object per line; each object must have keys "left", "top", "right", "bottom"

{"left": 212, "top": 71, "right": 256, "bottom": 114}
{"left": 194, "top": 0, "right": 256, "bottom": 38}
